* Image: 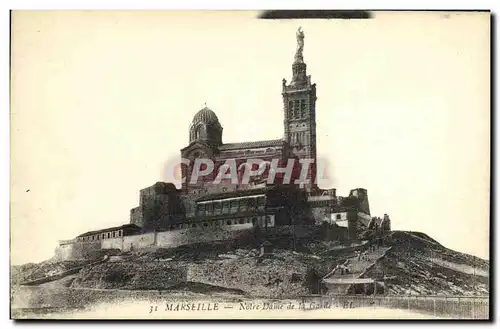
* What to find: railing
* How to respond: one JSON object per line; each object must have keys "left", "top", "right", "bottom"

{"left": 298, "top": 294, "right": 489, "bottom": 319}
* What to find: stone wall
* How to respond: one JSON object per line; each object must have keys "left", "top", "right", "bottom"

{"left": 101, "top": 238, "right": 123, "bottom": 250}
{"left": 355, "top": 212, "right": 372, "bottom": 236}
{"left": 98, "top": 226, "right": 255, "bottom": 253}
{"left": 54, "top": 241, "right": 102, "bottom": 261}
{"left": 349, "top": 188, "right": 371, "bottom": 216}
{"left": 55, "top": 223, "right": 319, "bottom": 261}
{"left": 122, "top": 233, "right": 156, "bottom": 251}
{"left": 157, "top": 227, "right": 230, "bottom": 248}
{"left": 130, "top": 207, "right": 143, "bottom": 227}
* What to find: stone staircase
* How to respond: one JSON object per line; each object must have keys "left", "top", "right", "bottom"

{"left": 323, "top": 245, "right": 391, "bottom": 295}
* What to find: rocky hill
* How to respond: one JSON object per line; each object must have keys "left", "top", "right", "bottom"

{"left": 11, "top": 230, "right": 489, "bottom": 298}
{"left": 361, "top": 231, "right": 489, "bottom": 296}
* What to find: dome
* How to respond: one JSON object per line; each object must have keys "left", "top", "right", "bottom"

{"left": 189, "top": 106, "right": 223, "bottom": 145}
{"left": 192, "top": 107, "right": 221, "bottom": 126}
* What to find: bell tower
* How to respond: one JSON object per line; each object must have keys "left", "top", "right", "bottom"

{"left": 282, "top": 27, "right": 317, "bottom": 190}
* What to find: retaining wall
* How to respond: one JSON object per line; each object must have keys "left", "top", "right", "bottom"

{"left": 101, "top": 238, "right": 122, "bottom": 250}
{"left": 55, "top": 225, "right": 258, "bottom": 260}
{"left": 55, "top": 224, "right": 318, "bottom": 261}
{"left": 54, "top": 241, "right": 102, "bottom": 261}
{"left": 123, "top": 233, "right": 156, "bottom": 251}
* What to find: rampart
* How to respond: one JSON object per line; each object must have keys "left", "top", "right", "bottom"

{"left": 54, "top": 224, "right": 256, "bottom": 260}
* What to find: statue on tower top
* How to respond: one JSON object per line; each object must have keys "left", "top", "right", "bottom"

{"left": 295, "top": 27, "right": 305, "bottom": 63}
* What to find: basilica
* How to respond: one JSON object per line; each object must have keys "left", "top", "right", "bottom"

{"left": 125, "top": 28, "right": 386, "bottom": 238}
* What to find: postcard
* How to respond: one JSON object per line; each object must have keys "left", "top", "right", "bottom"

{"left": 10, "top": 10, "right": 490, "bottom": 320}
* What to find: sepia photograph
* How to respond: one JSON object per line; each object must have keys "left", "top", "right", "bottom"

{"left": 9, "top": 10, "right": 491, "bottom": 320}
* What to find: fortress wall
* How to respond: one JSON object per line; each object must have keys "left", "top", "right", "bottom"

{"left": 122, "top": 232, "right": 155, "bottom": 251}
{"left": 157, "top": 228, "right": 226, "bottom": 248}
{"left": 349, "top": 188, "right": 371, "bottom": 216}
{"left": 101, "top": 237, "right": 123, "bottom": 250}
{"left": 54, "top": 241, "right": 102, "bottom": 260}
{"left": 356, "top": 212, "right": 372, "bottom": 234}
{"left": 56, "top": 223, "right": 264, "bottom": 260}
{"left": 72, "top": 241, "right": 102, "bottom": 259}
{"left": 54, "top": 244, "right": 74, "bottom": 261}
{"left": 156, "top": 224, "right": 254, "bottom": 248}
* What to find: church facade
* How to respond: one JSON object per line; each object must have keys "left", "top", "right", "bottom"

{"left": 129, "top": 28, "right": 325, "bottom": 234}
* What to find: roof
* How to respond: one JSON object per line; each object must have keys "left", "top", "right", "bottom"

{"left": 196, "top": 186, "right": 274, "bottom": 202}
{"left": 180, "top": 140, "right": 214, "bottom": 153}
{"left": 218, "top": 139, "right": 285, "bottom": 151}
{"left": 77, "top": 224, "right": 141, "bottom": 238}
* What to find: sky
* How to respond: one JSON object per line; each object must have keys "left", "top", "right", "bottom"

{"left": 10, "top": 11, "right": 490, "bottom": 265}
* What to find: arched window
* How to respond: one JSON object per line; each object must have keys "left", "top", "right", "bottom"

{"left": 294, "top": 100, "right": 300, "bottom": 117}
{"left": 239, "top": 218, "right": 244, "bottom": 224}
{"left": 226, "top": 220, "right": 231, "bottom": 226}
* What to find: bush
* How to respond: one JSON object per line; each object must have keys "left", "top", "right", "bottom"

{"left": 104, "top": 268, "right": 133, "bottom": 283}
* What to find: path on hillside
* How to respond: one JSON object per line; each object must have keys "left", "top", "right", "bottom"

{"left": 20, "top": 256, "right": 109, "bottom": 286}
{"left": 323, "top": 245, "right": 391, "bottom": 286}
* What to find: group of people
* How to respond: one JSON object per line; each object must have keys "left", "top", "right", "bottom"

{"left": 329, "top": 243, "right": 381, "bottom": 278}
{"left": 356, "top": 243, "right": 379, "bottom": 261}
